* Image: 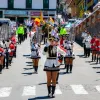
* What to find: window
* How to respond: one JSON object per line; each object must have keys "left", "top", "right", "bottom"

{"left": 26, "top": 0, "right": 32, "bottom": 9}
{"left": 43, "top": 0, "right": 49, "bottom": 9}
{"left": 8, "top": 0, "right": 13, "bottom": 9}
{"left": 0, "top": 11, "right": 3, "bottom": 18}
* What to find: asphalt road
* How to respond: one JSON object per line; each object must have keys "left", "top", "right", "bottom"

{"left": 0, "top": 38, "right": 100, "bottom": 100}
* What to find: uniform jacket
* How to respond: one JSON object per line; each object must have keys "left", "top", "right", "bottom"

{"left": 43, "top": 45, "right": 66, "bottom": 71}
{"left": 31, "top": 42, "right": 40, "bottom": 58}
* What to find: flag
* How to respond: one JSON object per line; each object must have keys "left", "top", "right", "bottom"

{"left": 34, "top": 18, "right": 40, "bottom": 22}
{"left": 49, "top": 17, "right": 54, "bottom": 24}
{"left": 40, "top": 11, "right": 43, "bottom": 22}
{"left": 34, "top": 18, "right": 40, "bottom": 26}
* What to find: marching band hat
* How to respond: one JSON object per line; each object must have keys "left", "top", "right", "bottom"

{"left": 49, "top": 36, "right": 55, "bottom": 41}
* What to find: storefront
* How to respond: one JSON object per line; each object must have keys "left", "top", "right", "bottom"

{"left": 4, "top": 10, "right": 28, "bottom": 23}
{"left": 30, "top": 11, "right": 56, "bottom": 19}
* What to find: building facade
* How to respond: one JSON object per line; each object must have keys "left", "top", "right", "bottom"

{"left": 0, "top": 0, "right": 57, "bottom": 10}
{"left": 68, "top": 0, "right": 99, "bottom": 18}
{"left": 0, "top": 0, "right": 57, "bottom": 19}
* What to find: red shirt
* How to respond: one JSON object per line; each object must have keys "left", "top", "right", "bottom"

{"left": 0, "top": 48, "right": 4, "bottom": 53}
{"left": 11, "top": 36, "right": 16, "bottom": 44}
{"left": 95, "top": 39, "right": 100, "bottom": 51}
{"left": 91, "top": 37, "right": 96, "bottom": 50}
{"left": 9, "top": 43, "right": 15, "bottom": 56}
{"left": 0, "top": 48, "right": 4, "bottom": 56}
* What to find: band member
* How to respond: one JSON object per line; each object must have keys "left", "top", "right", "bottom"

{"left": 82, "top": 30, "right": 88, "bottom": 56}
{"left": 29, "top": 27, "right": 36, "bottom": 45}
{"left": 63, "top": 36, "right": 75, "bottom": 73}
{"left": 95, "top": 36, "right": 100, "bottom": 63}
{"left": 91, "top": 35, "right": 97, "bottom": 61}
{"left": 43, "top": 37, "right": 66, "bottom": 98}
{"left": 31, "top": 38, "right": 40, "bottom": 74}
{"left": 42, "top": 24, "right": 49, "bottom": 44}
{"left": 84, "top": 32, "right": 92, "bottom": 57}
{"left": 11, "top": 34, "right": 17, "bottom": 58}
{"left": 9, "top": 41, "right": 15, "bottom": 66}
{"left": 0, "top": 44, "right": 5, "bottom": 74}
{"left": 2, "top": 40, "right": 7, "bottom": 69}
{"left": 5, "top": 39, "right": 10, "bottom": 69}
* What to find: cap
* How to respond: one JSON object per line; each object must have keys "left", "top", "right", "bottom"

{"left": 49, "top": 37, "right": 54, "bottom": 41}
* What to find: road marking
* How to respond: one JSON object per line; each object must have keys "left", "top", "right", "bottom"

{"left": 0, "top": 87, "right": 12, "bottom": 97}
{"left": 96, "top": 86, "right": 100, "bottom": 93}
{"left": 22, "top": 86, "right": 36, "bottom": 96}
{"left": 55, "top": 85, "right": 62, "bottom": 95}
{"left": 70, "top": 85, "right": 88, "bottom": 94}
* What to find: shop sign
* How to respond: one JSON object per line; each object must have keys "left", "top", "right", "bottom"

{"left": 30, "top": 11, "right": 40, "bottom": 16}
{"left": 5, "top": 10, "right": 28, "bottom": 15}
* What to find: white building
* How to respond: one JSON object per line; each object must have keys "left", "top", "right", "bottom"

{"left": 0, "top": 0, "right": 57, "bottom": 19}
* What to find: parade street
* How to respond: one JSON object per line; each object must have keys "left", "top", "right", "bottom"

{"left": 0, "top": 38, "right": 100, "bottom": 100}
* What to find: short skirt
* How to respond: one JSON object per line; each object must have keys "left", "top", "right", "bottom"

{"left": 31, "top": 56, "right": 41, "bottom": 59}
{"left": 64, "top": 55, "right": 75, "bottom": 59}
{"left": 44, "top": 67, "right": 60, "bottom": 71}
{"left": 44, "top": 58, "right": 60, "bottom": 71}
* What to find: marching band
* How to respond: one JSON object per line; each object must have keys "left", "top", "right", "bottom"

{"left": 0, "top": 18, "right": 99, "bottom": 98}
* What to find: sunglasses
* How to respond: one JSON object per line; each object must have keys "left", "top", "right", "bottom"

{"left": 49, "top": 38, "right": 54, "bottom": 41}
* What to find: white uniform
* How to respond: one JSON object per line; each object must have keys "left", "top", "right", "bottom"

{"left": 31, "top": 42, "right": 40, "bottom": 59}
{"left": 63, "top": 40, "right": 74, "bottom": 57}
{"left": 84, "top": 35, "right": 92, "bottom": 49}
{"left": 43, "top": 45, "right": 66, "bottom": 71}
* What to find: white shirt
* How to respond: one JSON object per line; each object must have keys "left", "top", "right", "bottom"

{"left": 85, "top": 35, "right": 92, "bottom": 48}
